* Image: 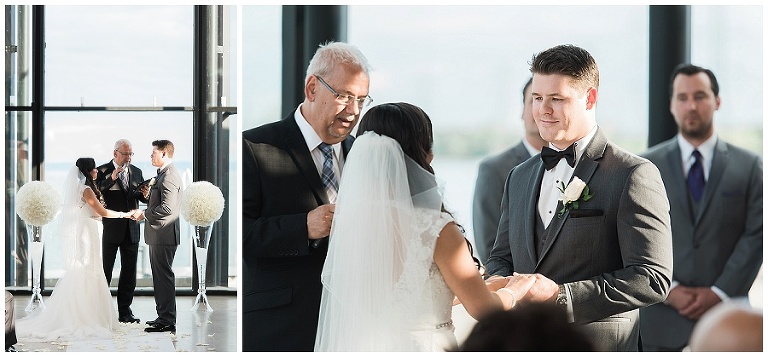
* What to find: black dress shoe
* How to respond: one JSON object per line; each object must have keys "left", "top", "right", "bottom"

{"left": 145, "top": 323, "right": 176, "bottom": 333}
{"left": 119, "top": 314, "right": 140, "bottom": 323}
{"left": 146, "top": 319, "right": 158, "bottom": 326}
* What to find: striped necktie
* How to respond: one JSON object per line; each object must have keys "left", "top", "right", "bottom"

{"left": 318, "top": 143, "right": 339, "bottom": 202}
{"left": 119, "top": 169, "right": 129, "bottom": 189}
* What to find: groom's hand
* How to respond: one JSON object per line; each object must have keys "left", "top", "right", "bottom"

{"left": 514, "top": 273, "right": 558, "bottom": 304}
{"left": 307, "top": 204, "right": 335, "bottom": 239}
{"left": 131, "top": 209, "right": 145, "bottom": 221}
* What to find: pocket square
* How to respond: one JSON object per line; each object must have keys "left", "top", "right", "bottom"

{"left": 721, "top": 190, "right": 743, "bottom": 197}
{"left": 569, "top": 209, "right": 603, "bottom": 218}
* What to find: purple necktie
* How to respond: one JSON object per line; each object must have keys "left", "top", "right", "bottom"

{"left": 687, "top": 150, "right": 705, "bottom": 202}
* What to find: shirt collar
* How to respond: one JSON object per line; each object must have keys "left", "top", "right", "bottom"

{"left": 294, "top": 105, "right": 341, "bottom": 152}
{"left": 522, "top": 138, "right": 541, "bottom": 157}
{"left": 677, "top": 133, "right": 718, "bottom": 163}
{"left": 158, "top": 160, "right": 173, "bottom": 172}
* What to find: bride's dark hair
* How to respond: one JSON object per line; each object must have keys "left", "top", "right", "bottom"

{"left": 76, "top": 157, "right": 106, "bottom": 208}
{"left": 357, "top": 102, "right": 484, "bottom": 273}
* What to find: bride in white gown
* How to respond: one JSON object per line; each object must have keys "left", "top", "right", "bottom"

{"left": 16, "top": 158, "right": 135, "bottom": 341}
{"left": 315, "top": 103, "right": 536, "bottom": 352}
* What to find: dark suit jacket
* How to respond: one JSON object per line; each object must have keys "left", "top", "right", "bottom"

{"left": 486, "top": 128, "right": 673, "bottom": 352}
{"left": 472, "top": 141, "right": 532, "bottom": 263}
{"left": 96, "top": 161, "right": 146, "bottom": 244}
{"left": 242, "top": 115, "right": 354, "bottom": 352}
{"left": 639, "top": 137, "right": 763, "bottom": 350}
{"left": 144, "top": 163, "right": 182, "bottom": 246}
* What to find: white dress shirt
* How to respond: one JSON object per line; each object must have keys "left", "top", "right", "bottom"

{"left": 538, "top": 125, "right": 598, "bottom": 228}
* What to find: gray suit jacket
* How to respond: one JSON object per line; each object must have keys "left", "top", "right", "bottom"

{"left": 486, "top": 128, "right": 673, "bottom": 352}
{"left": 639, "top": 137, "right": 763, "bottom": 350}
{"left": 473, "top": 141, "right": 532, "bottom": 263}
{"left": 144, "top": 163, "right": 182, "bottom": 246}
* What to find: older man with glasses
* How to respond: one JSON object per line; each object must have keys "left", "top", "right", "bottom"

{"left": 242, "top": 41, "right": 372, "bottom": 352}
{"left": 96, "top": 138, "right": 147, "bottom": 324}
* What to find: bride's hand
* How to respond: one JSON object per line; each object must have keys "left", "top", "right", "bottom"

{"left": 503, "top": 273, "right": 537, "bottom": 305}
{"left": 484, "top": 275, "right": 511, "bottom": 292}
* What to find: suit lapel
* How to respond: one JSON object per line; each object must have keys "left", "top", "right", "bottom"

{"left": 281, "top": 117, "right": 329, "bottom": 205}
{"left": 694, "top": 139, "right": 728, "bottom": 223}
{"left": 664, "top": 142, "right": 694, "bottom": 222}
{"left": 536, "top": 128, "right": 606, "bottom": 267}
{"left": 524, "top": 160, "right": 545, "bottom": 267}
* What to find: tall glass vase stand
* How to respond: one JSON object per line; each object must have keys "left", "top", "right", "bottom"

{"left": 191, "top": 224, "right": 214, "bottom": 312}
{"left": 25, "top": 224, "right": 46, "bottom": 313}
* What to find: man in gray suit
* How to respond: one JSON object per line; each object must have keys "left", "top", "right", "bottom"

{"left": 486, "top": 44, "right": 673, "bottom": 352}
{"left": 136, "top": 139, "right": 182, "bottom": 334}
{"left": 473, "top": 77, "right": 547, "bottom": 263}
{"left": 639, "top": 64, "right": 763, "bottom": 351}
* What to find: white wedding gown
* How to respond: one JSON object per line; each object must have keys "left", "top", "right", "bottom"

{"left": 16, "top": 184, "right": 120, "bottom": 341}
{"left": 314, "top": 132, "right": 460, "bottom": 352}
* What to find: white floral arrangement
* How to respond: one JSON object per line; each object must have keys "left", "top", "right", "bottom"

{"left": 16, "top": 181, "right": 62, "bottom": 226}
{"left": 180, "top": 181, "right": 225, "bottom": 226}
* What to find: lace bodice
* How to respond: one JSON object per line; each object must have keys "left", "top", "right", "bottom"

{"left": 79, "top": 186, "right": 102, "bottom": 220}
{"left": 393, "top": 208, "right": 456, "bottom": 342}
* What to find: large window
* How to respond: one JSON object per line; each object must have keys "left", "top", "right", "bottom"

{"left": 691, "top": 6, "right": 762, "bottom": 155}
{"left": 242, "top": 5, "right": 281, "bottom": 131}
{"left": 5, "top": 5, "right": 237, "bottom": 293}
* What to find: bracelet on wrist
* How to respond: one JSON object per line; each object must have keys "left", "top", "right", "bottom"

{"left": 498, "top": 288, "right": 517, "bottom": 308}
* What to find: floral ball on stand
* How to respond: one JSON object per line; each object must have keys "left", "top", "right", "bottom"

{"left": 180, "top": 181, "right": 225, "bottom": 226}
{"left": 16, "top": 181, "right": 62, "bottom": 226}
{"left": 181, "top": 181, "right": 225, "bottom": 312}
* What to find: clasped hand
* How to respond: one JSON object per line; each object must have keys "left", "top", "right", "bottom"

{"left": 124, "top": 209, "right": 145, "bottom": 221}
{"left": 486, "top": 272, "right": 560, "bottom": 304}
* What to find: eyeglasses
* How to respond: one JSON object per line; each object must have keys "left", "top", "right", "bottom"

{"left": 316, "top": 76, "right": 373, "bottom": 109}
{"left": 116, "top": 150, "right": 134, "bottom": 157}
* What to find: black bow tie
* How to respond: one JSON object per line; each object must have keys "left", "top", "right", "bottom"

{"left": 541, "top": 144, "right": 577, "bottom": 170}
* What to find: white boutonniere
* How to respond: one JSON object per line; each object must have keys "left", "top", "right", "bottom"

{"left": 148, "top": 177, "right": 156, "bottom": 188}
{"left": 557, "top": 176, "right": 593, "bottom": 218}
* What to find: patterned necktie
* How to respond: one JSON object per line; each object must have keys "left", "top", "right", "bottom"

{"left": 541, "top": 143, "right": 577, "bottom": 170}
{"left": 318, "top": 143, "right": 339, "bottom": 202}
{"left": 119, "top": 169, "right": 128, "bottom": 189}
{"left": 687, "top": 150, "right": 705, "bottom": 202}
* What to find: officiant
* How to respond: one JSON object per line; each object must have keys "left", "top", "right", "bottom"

{"left": 96, "top": 139, "right": 147, "bottom": 324}
{"left": 241, "top": 41, "right": 372, "bottom": 352}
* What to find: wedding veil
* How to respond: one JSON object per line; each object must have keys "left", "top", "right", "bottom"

{"left": 56, "top": 166, "right": 93, "bottom": 270}
{"left": 314, "top": 132, "right": 445, "bottom": 351}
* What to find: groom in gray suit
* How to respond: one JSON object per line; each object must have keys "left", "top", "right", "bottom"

{"left": 486, "top": 45, "right": 673, "bottom": 352}
{"left": 137, "top": 139, "right": 182, "bottom": 333}
{"left": 639, "top": 64, "right": 763, "bottom": 351}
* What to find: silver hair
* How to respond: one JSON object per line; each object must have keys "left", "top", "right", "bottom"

{"left": 305, "top": 41, "right": 372, "bottom": 83}
{"left": 113, "top": 139, "right": 132, "bottom": 150}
